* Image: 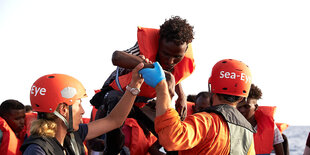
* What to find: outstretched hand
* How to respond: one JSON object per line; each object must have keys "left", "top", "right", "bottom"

{"left": 139, "top": 62, "right": 166, "bottom": 88}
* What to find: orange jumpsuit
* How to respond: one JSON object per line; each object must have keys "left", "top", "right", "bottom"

{"left": 155, "top": 106, "right": 256, "bottom": 155}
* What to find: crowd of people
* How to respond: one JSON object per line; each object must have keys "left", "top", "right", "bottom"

{"left": 0, "top": 15, "right": 308, "bottom": 155}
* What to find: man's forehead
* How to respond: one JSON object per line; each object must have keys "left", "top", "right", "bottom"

{"left": 247, "top": 98, "right": 258, "bottom": 104}
{"left": 238, "top": 99, "right": 257, "bottom": 106}
{"left": 8, "top": 109, "right": 25, "bottom": 115}
{"left": 237, "top": 101, "right": 246, "bottom": 107}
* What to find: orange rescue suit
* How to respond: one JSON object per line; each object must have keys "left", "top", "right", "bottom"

{"left": 109, "top": 27, "right": 195, "bottom": 102}
{"left": 254, "top": 106, "right": 276, "bottom": 154}
{"left": 155, "top": 108, "right": 256, "bottom": 155}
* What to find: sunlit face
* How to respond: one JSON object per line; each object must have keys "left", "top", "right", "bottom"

{"left": 157, "top": 38, "right": 187, "bottom": 71}
{"left": 5, "top": 109, "right": 25, "bottom": 133}
{"left": 66, "top": 99, "right": 85, "bottom": 131}
{"left": 194, "top": 96, "right": 211, "bottom": 113}
{"left": 237, "top": 98, "right": 257, "bottom": 120}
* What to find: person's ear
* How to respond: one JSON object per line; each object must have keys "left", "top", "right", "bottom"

{"left": 254, "top": 104, "right": 258, "bottom": 111}
{"left": 58, "top": 103, "right": 68, "bottom": 117}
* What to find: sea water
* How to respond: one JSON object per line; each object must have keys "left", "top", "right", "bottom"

{"left": 273, "top": 126, "right": 310, "bottom": 155}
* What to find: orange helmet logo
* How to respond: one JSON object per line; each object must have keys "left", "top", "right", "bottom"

{"left": 30, "top": 85, "right": 47, "bottom": 96}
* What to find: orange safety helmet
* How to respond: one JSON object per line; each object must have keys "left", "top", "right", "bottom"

{"left": 208, "top": 59, "right": 252, "bottom": 97}
{"left": 30, "top": 74, "right": 87, "bottom": 113}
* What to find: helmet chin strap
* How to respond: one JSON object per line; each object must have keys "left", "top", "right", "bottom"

{"left": 208, "top": 84, "right": 214, "bottom": 106}
{"left": 53, "top": 110, "right": 69, "bottom": 128}
{"left": 208, "top": 83, "right": 211, "bottom": 93}
{"left": 53, "top": 105, "right": 80, "bottom": 155}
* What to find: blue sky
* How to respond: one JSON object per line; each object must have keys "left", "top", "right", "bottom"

{"left": 1, "top": 0, "right": 310, "bottom": 125}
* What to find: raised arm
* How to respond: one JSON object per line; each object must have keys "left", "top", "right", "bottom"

{"left": 85, "top": 63, "right": 144, "bottom": 140}
{"left": 112, "top": 51, "right": 153, "bottom": 69}
{"left": 155, "top": 80, "right": 172, "bottom": 116}
{"left": 139, "top": 62, "right": 207, "bottom": 150}
{"left": 138, "top": 62, "right": 171, "bottom": 116}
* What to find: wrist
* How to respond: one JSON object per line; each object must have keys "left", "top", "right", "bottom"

{"left": 126, "top": 85, "right": 140, "bottom": 96}
{"left": 155, "top": 80, "right": 167, "bottom": 91}
{"left": 178, "top": 94, "right": 186, "bottom": 100}
{"left": 128, "top": 82, "right": 140, "bottom": 88}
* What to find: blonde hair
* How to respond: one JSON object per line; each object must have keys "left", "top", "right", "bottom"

{"left": 30, "top": 103, "right": 67, "bottom": 137}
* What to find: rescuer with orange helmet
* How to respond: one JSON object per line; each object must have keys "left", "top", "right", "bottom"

{"left": 20, "top": 63, "right": 145, "bottom": 155}
{"left": 140, "top": 59, "right": 256, "bottom": 154}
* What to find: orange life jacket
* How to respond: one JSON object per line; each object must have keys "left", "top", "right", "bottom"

{"left": 24, "top": 112, "right": 37, "bottom": 136}
{"left": 254, "top": 106, "right": 276, "bottom": 154}
{"left": 82, "top": 118, "right": 90, "bottom": 124}
{"left": 276, "top": 123, "right": 289, "bottom": 134}
{"left": 0, "top": 117, "right": 23, "bottom": 155}
{"left": 109, "top": 27, "right": 195, "bottom": 101}
{"left": 122, "top": 118, "right": 157, "bottom": 155}
{"left": 186, "top": 101, "right": 195, "bottom": 116}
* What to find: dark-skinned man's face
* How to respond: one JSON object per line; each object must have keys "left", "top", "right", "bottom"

{"left": 4, "top": 109, "right": 25, "bottom": 133}
{"left": 157, "top": 38, "right": 187, "bottom": 71}
{"left": 237, "top": 98, "right": 257, "bottom": 120}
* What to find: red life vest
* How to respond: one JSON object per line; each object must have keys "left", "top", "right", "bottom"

{"left": 82, "top": 118, "right": 90, "bottom": 124}
{"left": 186, "top": 101, "right": 195, "bottom": 116}
{"left": 109, "top": 27, "right": 195, "bottom": 102}
{"left": 122, "top": 118, "right": 157, "bottom": 155}
{"left": 254, "top": 106, "right": 276, "bottom": 154}
{"left": 0, "top": 117, "right": 23, "bottom": 155}
{"left": 24, "top": 112, "right": 37, "bottom": 136}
